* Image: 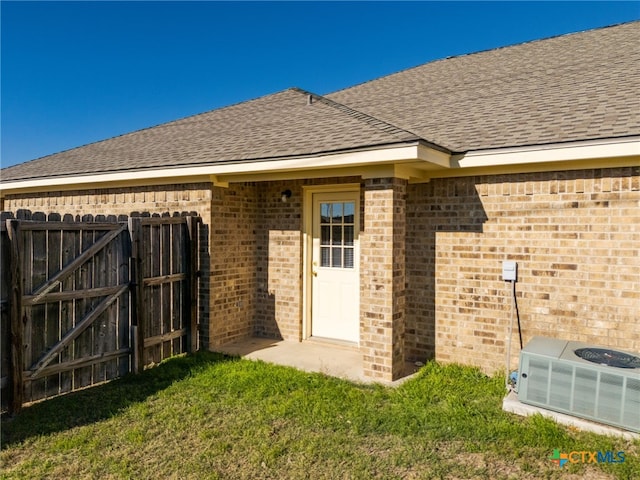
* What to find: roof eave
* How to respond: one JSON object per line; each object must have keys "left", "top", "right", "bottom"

{"left": 401, "top": 135, "right": 640, "bottom": 183}
{"left": 451, "top": 136, "right": 640, "bottom": 168}
{"left": 0, "top": 141, "right": 430, "bottom": 195}
{"left": 1, "top": 136, "right": 638, "bottom": 195}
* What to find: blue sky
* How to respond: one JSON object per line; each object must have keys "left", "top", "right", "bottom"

{"left": 2, "top": 1, "right": 639, "bottom": 169}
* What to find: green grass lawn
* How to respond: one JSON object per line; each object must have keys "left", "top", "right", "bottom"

{"left": 1, "top": 352, "right": 638, "bottom": 479}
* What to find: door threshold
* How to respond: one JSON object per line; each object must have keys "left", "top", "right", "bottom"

{"left": 305, "top": 336, "right": 360, "bottom": 351}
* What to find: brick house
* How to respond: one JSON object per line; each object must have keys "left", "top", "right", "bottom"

{"left": 1, "top": 22, "right": 638, "bottom": 381}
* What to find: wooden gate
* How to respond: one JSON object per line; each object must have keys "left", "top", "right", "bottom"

{"left": 129, "top": 216, "right": 199, "bottom": 372}
{"left": 1, "top": 213, "right": 200, "bottom": 414}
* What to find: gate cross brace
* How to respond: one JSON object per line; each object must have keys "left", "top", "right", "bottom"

{"left": 28, "top": 283, "right": 129, "bottom": 379}
{"left": 29, "top": 223, "right": 127, "bottom": 304}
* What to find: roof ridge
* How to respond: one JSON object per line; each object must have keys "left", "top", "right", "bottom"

{"left": 326, "top": 20, "right": 640, "bottom": 97}
{"left": 290, "top": 87, "right": 425, "bottom": 145}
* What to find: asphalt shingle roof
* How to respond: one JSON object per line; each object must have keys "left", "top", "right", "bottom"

{"left": 328, "top": 21, "right": 640, "bottom": 152}
{"left": 1, "top": 88, "right": 419, "bottom": 181}
{"left": 2, "top": 21, "right": 638, "bottom": 182}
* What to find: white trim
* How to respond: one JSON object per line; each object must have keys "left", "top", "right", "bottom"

{"left": 301, "top": 184, "right": 360, "bottom": 342}
{"left": 417, "top": 144, "right": 451, "bottom": 167}
{"left": 2, "top": 136, "right": 637, "bottom": 195}
{"left": 452, "top": 136, "right": 640, "bottom": 168}
{"left": 0, "top": 144, "right": 421, "bottom": 193}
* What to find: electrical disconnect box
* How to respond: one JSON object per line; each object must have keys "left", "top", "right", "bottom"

{"left": 502, "top": 261, "right": 517, "bottom": 281}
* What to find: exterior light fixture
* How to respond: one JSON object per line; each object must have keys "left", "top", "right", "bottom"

{"left": 281, "top": 189, "right": 292, "bottom": 203}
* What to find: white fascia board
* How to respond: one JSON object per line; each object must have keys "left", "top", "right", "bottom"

{"left": 0, "top": 144, "right": 425, "bottom": 194}
{"left": 417, "top": 143, "right": 451, "bottom": 168}
{"left": 5, "top": 136, "right": 633, "bottom": 195}
{"left": 452, "top": 136, "right": 640, "bottom": 168}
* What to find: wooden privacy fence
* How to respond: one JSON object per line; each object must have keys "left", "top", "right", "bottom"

{"left": 0, "top": 212, "right": 201, "bottom": 414}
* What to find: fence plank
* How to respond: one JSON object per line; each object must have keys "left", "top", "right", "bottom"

{"left": 144, "top": 328, "right": 187, "bottom": 348}
{"left": 21, "top": 220, "right": 33, "bottom": 403}
{"left": 186, "top": 216, "right": 200, "bottom": 352}
{"left": 59, "top": 224, "right": 78, "bottom": 394}
{"left": 28, "top": 348, "right": 130, "bottom": 380}
{"left": 30, "top": 215, "right": 48, "bottom": 401}
{"left": 6, "top": 219, "right": 23, "bottom": 414}
{"left": 128, "top": 218, "right": 144, "bottom": 374}
{"left": 162, "top": 222, "right": 172, "bottom": 359}
{"left": 139, "top": 217, "right": 187, "bottom": 226}
{"left": 118, "top": 233, "right": 131, "bottom": 377}
{"left": 74, "top": 225, "right": 94, "bottom": 388}
{"left": 93, "top": 233, "right": 108, "bottom": 383}
{"left": 149, "top": 223, "right": 161, "bottom": 364}
{"left": 23, "top": 285, "right": 125, "bottom": 305}
{"left": 1, "top": 213, "right": 13, "bottom": 411}
{"left": 171, "top": 222, "right": 182, "bottom": 354}
{"left": 18, "top": 222, "right": 125, "bottom": 231}
{"left": 45, "top": 220, "right": 62, "bottom": 398}
{"left": 104, "top": 233, "right": 120, "bottom": 381}
{"left": 142, "top": 273, "right": 186, "bottom": 286}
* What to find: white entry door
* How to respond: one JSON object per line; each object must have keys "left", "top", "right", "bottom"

{"left": 311, "top": 192, "right": 360, "bottom": 343}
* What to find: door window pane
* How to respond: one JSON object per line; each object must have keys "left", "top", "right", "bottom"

{"left": 321, "top": 225, "right": 330, "bottom": 245}
{"left": 317, "top": 200, "right": 355, "bottom": 269}
{"left": 321, "top": 203, "right": 331, "bottom": 223}
{"left": 332, "top": 226, "right": 342, "bottom": 245}
{"left": 343, "top": 202, "right": 355, "bottom": 223}
{"left": 344, "top": 225, "right": 354, "bottom": 246}
{"left": 332, "top": 247, "right": 342, "bottom": 268}
{"left": 331, "top": 203, "right": 342, "bottom": 223}
{"left": 344, "top": 248, "right": 354, "bottom": 268}
{"left": 321, "top": 247, "right": 330, "bottom": 267}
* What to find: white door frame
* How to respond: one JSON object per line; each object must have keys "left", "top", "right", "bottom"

{"left": 302, "top": 184, "right": 361, "bottom": 342}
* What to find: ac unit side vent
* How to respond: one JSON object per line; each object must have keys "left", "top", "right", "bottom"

{"left": 518, "top": 337, "right": 640, "bottom": 433}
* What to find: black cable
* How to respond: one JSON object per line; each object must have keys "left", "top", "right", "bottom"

{"left": 513, "top": 280, "right": 523, "bottom": 349}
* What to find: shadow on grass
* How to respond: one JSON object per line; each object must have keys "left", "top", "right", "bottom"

{"left": 0, "top": 351, "right": 234, "bottom": 448}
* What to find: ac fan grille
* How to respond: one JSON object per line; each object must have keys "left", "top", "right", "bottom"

{"left": 574, "top": 348, "right": 640, "bottom": 369}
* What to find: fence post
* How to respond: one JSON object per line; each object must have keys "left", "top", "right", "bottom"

{"left": 6, "top": 219, "right": 23, "bottom": 414}
{"left": 128, "top": 217, "right": 145, "bottom": 374}
{"left": 185, "top": 216, "right": 200, "bottom": 353}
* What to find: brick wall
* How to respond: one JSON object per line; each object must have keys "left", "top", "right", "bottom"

{"left": 360, "top": 177, "right": 407, "bottom": 380}
{"left": 208, "top": 183, "right": 259, "bottom": 346}
{"left": 406, "top": 167, "right": 640, "bottom": 373}
{"left": 254, "top": 182, "right": 303, "bottom": 340}
{"left": 2, "top": 183, "right": 214, "bottom": 347}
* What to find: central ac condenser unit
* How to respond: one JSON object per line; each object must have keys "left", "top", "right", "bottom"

{"left": 517, "top": 336, "right": 640, "bottom": 432}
